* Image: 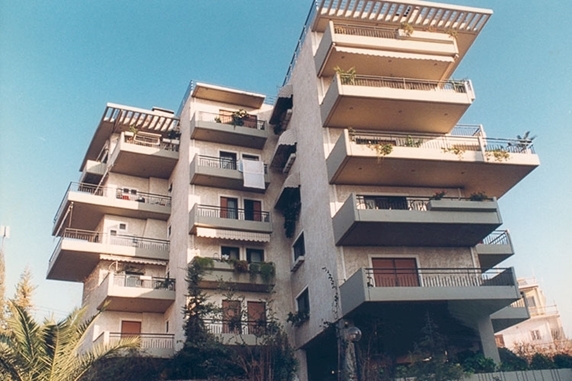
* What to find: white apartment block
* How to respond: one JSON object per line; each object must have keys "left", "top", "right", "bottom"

{"left": 48, "top": 1, "right": 540, "bottom": 380}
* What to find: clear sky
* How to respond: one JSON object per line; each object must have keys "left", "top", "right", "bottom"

{"left": 1, "top": 0, "right": 571, "bottom": 337}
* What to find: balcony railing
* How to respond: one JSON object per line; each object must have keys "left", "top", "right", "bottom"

{"left": 94, "top": 331, "right": 174, "bottom": 350}
{"left": 123, "top": 132, "right": 179, "bottom": 152}
{"left": 204, "top": 318, "right": 268, "bottom": 336}
{"left": 342, "top": 74, "right": 472, "bottom": 94}
{"left": 110, "top": 274, "right": 175, "bottom": 291}
{"left": 482, "top": 230, "right": 511, "bottom": 246}
{"left": 196, "top": 155, "right": 268, "bottom": 173}
{"left": 195, "top": 110, "right": 266, "bottom": 130}
{"left": 349, "top": 130, "right": 536, "bottom": 154}
{"left": 195, "top": 205, "right": 271, "bottom": 222}
{"left": 334, "top": 23, "right": 397, "bottom": 39}
{"left": 63, "top": 228, "right": 169, "bottom": 250}
{"left": 53, "top": 182, "right": 172, "bottom": 223}
{"left": 365, "top": 267, "right": 516, "bottom": 288}
{"left": 529, "top": 305, "right": 560, "bottom": 317}
{"left": 355, "top": 195, "right": 494, "bottom": 212}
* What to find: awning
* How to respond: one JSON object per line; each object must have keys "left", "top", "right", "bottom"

{"left": 196, "top": 227, "right": 271, "bottom": 242}
{"left": 334, "top": 46, "right": 455, "bottom": 63}
{"left": 275, "top": 171, "right": 301, "bottom": 210}
{"left": 100, "top": 255, "right": 168, "bottom": 266}
{"left": 271, "top": 129, "right": 297, "bottom": 169}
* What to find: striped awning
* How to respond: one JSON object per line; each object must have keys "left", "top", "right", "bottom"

{"left": 100, "top": 254, "right": 168, "bottom": 266}
{"left": 334, "top": 46, "right": 455, "bottom": 62}
{"left": 195, "top": 227, "right": 271, "bottom": 242}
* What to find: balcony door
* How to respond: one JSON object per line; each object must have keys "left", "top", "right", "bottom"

{"left": 247, "top": 301, "right": 266, "bottom": 335}
{"left": 222, "top": 300, "right": 241, "bottom": 334}
{"left": 244, "top": 199, "right": 262, "bottom": 221}
{"left": 220, "top": 151, "right": 237, "bottom": 170}
{"left": 220, "top": 197, "right": 238, "bottom": 219}
{"left": 121, "top": 320, "right": 141, "bottom": 338}
{"left": 371, "top": 258, "right": 419, "bottom": 287}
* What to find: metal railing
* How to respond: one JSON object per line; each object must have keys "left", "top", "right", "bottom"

{"left": 196, "top": 155, "right": 268, "bottom": 173}
{"left": 124, "top": 132, "right": 179, "bottom": 152}
{"left": 196, "top": 205, "right": 271, "bottom": 223}
{"left": 100, "top": 333, "right": 175, "bottom": 349}
{"left": 53, "top": 182, "right": 171, "bottom": 224}
{"left": 349, "top": 130, "right": 535, "bottom": 154}
{"left": 342, "top": 74, "right": 471, "bottom": 94}
{"left": 481, "top": 230, "right": 511, "bottom": 246}
{"left": 60, "top": 228, "right": 170, "bottom": 251}
{"left": 111, "top": 274, "right": 175, "bottom": 291}
{"left": 195, "top": 110, "right": 266, "bottom": 130}
{"left": 355, "top": 195, "right": 493, "bottom": 212}
{"left": 334, "top": 23, "right": 397, "bottom": 39}
{"left": 529, "top": 305, "right": 560, "bottom": 317}
{"left": 365, "top": 267, "right": 516, "bottom": 288}
{"left": 204, "top": 318, "right": 268, "bottom": 336}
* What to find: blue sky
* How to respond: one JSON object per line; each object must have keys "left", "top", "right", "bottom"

{"left": 1, "top": 0, "right": 571, "bottom": 336}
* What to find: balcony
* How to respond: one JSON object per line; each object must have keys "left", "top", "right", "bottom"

{"left": 315, "top": 21, "right": 459, "bottom": 79}
{"left": 190, "top": 111, "right": 268, "bottom": 149}
{"left": 205, "top": 318, "right": 268, "bottom": 345}
{"left": 198, "top": 260, "right": 275, "bottom": 293}
{"left": 91, "top": 273, "right": 175, "bottom": 313}
{"left": 491, "top": 297, "right": 530, "bottom": 332}
{"left": 47, "top": 228, "right": 169, "bottom": 282}
{"left": 332, "top": 193, "right": 502, "bottom": 246}
{"left": 52, "top": 182, "right": 171, "bottom": 235}
{"left": 190, "top": 155, "right": 269, "bottom": 193}
{"left": 107, "top": 131, "right": 179, "bottom": 179}
{"left": 94, "top": 331, "right": 174, "bottom": 358}
{"left": 189, "top": 204, "right": 272, "bottom": 241}
{"left": 327, "top": 129, "right": 539, "bottom": 197}
{"left": 476, "top": 230, "right": 515, "bottom": 271}
{"left": 340, "top": 267, "right": 520, "bottom": 323}
{"left": 321, "top": 74, "right": 474, "bottom": 131}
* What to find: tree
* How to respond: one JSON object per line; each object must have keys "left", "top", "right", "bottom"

{"left": 0, "top": 302, "right": 138, "bottom": 381}
{"left": 13, "top": 266, "right": 36, "bottom": 311}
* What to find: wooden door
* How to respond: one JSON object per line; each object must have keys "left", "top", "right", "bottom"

{"left": 244, "top": 199, "right": 262, "bottom": 221}
{"left": 220, "top": 197, "right": 238, "bottom": 219}
{"left": 222, "top": 300, "right": 241, "bottom": 334}
{"left": 247, "top": 301, "right": 266, "bottom": 335}
{"left": 121, "top": 320, "right": 141, "bottom": 340}
{"left": 371, "top": 258, "right": 419, "bottom": 287}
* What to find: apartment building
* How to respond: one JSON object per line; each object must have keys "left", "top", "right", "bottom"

{"left": 48, "top": 1, "right": 540, "bottom": 380}
{"left": 495, "top": 278, "right": 568, "bottom": 356}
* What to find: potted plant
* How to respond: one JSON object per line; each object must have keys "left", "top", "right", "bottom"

{"left": 233, "top": 259, "right": 249, "bottom": 273}
{"left": 333, "top": 66, "right": 356, "bottom": 85}
{"left": 286, "top": 310, "right": 309, "bottom": 327}
{"left": 231, "top": 109, "right": 249, "bottom": 126}
{"left": 469, "top": 191, "right": 489, "bottom": 201}
{"left": 430, "top": 191, "right": 447, "bottom": 200}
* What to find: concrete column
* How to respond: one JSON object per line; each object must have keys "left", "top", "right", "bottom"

{"left": 476, "top": 316, "right": 500, "bottom": 363}
{"left": 296, "top": 348, "right": 309, "bottom": 381}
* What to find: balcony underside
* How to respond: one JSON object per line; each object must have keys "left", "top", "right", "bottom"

{"left": 321, "top": 82, "right": 472, "bottom": 131}
{"left": 97, "top": 293, "right": 174, "bottom": 313}
{"left": 476, "top": 243, "right": 515, "bottom": 272}
{"left": 490, "top": 305, "right": 530, "bottom": 332}
{"left": 190, "top": 160, "right": 269, "bottom": 193}
{"left": 110, "top": 147, "right": 178, "bottom": 179}
{"left": 330, "top": 155, "right": 537, "bottom": 198}
{"left": 53, "top": 192, "right": 170, "bottom": 235}
{"left": 47, "top": 239, "right": 169, "bottom": 282}
{"left": 189, "top": 206, "right": 273, "bottom": 236}
{"left": 191, "top": 119, "right": 268, "bottom": 149}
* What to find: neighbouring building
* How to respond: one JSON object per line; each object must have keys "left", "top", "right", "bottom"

{"left": 495, "top": 278, "right": 569, "bottom": 356}
{"left": 48, "top": 1, "right": 541, "bottom": 380}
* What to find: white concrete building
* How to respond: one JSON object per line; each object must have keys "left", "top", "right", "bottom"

{"left": 48, "top": 1, "right": 541, "bottom": 380}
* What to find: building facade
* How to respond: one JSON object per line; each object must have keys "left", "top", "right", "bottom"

{"left": 48, "top": 1, "right": 540, "bottom": 380}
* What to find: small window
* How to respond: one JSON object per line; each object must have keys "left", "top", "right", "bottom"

{"left": 247, "top": 249, "right": 264, "bottom": 263}
{"left": 119, "top": 223, "right": 127, "bottom": 231}
{"left": 167, "top": 225, "right": 171, "bottom": 237}
{"left": 293, "top": 233, "right": 305, "bottom": 260}
{"left": 242, "top": 154, "right": 259, "bottom": 161}
{"left": 165, "top": 320, "right": 169, "bottom": 333}
{"left": 526, "top": 296, "right": 536, "bottom": 307}
{"left": 222, "top": 246, "right": 240, "bottom": 261}
{"left": 296, "top": 289, "right": 310, "bottom": 314}
{"left": 531, "top": 330, "right": 542, "bottom": 341}
{"left": 110, "top": 230, "right": 117, "bottom": 236}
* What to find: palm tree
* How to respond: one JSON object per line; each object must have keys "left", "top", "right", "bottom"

{"left": 0, "top": 302, "right": 138, "bottom": 381}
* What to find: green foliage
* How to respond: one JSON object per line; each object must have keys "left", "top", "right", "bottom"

{"left": 469, "top": 191, "right": 489, "bottom": 201}
{"left": 529, "top": 353, "right": 556, "bottom": 370}
{"left": 405, "top": 135, "right": 423, "bottom": 147}
{"left": 231, "top": 109, "right": 249, "bottom": 126}
{"left": 400, "top": 22, "right": 414, "bottom": 36}
{"left": 369, "top": 142, "right": 394, "bottom": 159}
{"left": 79, "top": 354, "right": 168, "bottom": 381}
{"left": 553, "top": 353, "right": 572, "bottom": 369}
{"left": 259, "top": 262, "right": 276, "bottom": 283}
{"left": 456, "top": 351, "right": 496, "bottom": 374}
{"left": 441, "top": 146, "right": 465, "bottom": 159}
{"left": 286, "top": 311, "right": 309, "bottom": 328}
{"left": 333, "top": 66, "right": 357, "bottom": 85}
{"left": 487, "top": 149, "right": 511, "bottom": 162}
{"left": 498, "top": 347, "right": 528, "bottom": 371}
{"left": 283, "top": 200, "right": 301, "bottom": 238}
{"left": 233, "top": 259, "right": 249, "bottom": 273}
{"left": 0, "top": 302, "right": 138, "bottom": 381}
{"left": 430, "top": 191, "right": 447, "bottom": 200}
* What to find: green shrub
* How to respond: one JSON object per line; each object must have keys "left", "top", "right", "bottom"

{"left": 498, "top": 347, "right": 528, "bottom": 371}
{"left": 530, "top": 353, "right": 556, "bottom": 370}
{"left": 553, "top": 353, "right": 572, "bottom": 369}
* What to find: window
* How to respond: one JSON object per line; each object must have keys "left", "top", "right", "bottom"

{"left": 242, "top": 154, "right": 259, "bottom": 161}
{"left": 222, "top": 246, "right": 240, "bottom": 261}
{"left": 531, "top": 330, "right": 542, "bottom": 341}
{"left": 296, "top": 289, "right": 310, "bottom": 315}
{"left": 220, "top": 197, "right": 238, "bottom": 219}
{"left": 244, "top": 199, "right": 262, "bottom": 221}
{"left": 220, "top": 151, "right": 237, "bottom": 170}
{"left": 526, "top": 296, "right": 537, "bottom": 307}
{"left": 222, "top": 300, "right": 242, "bottom": 334}
{"left": 293, "top": 233, "right": 305, "bottom": 260}
{"left": 165, "top": 320, "right": 169, "bottom": 333}
{"left": 495, "top": 335, "right": 505, "bottom": 348}
{"left": 371, "top": 258, "right": 419, "bottom": 287}
{"left": 247, "top": 249, "right": 264, "bottom": 263}
{"left": 119, "top": 223, "right": 127, "bottom": 230}
{"left": 167, "top": 225, "right": 171, "bottom": 237}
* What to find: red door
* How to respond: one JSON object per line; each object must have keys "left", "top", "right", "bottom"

{"left": 247, "top": 301, "right": 266, "bottom": 335}
{"left": 222, "top": 300, "right": 241, "bottom": 334}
